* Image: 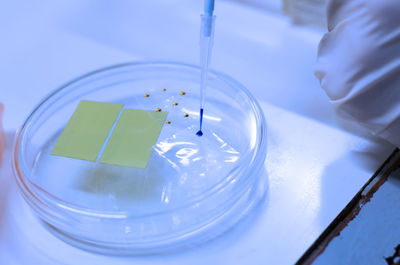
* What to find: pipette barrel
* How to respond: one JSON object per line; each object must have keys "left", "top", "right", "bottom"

{"left": 198, "top": 0, "right": 215, "bottom": 136}
{"left": 204, "top": 0, "right": 215, "bottom": 16}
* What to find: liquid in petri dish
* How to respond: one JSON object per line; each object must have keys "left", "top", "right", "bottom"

{"left": 31, "top": 87, "right": 244, "bottom": 214}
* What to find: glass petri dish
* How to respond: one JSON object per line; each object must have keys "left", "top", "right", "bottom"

{"left": 12, "top": 62, "right": 267, "bottom": 255}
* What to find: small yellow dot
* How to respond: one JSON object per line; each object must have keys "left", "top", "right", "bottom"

{"left": 173, "top": 102, "right": 179, "bottom": 106}
{"left": 144, "top": 93, "right": 150, "bottom": 98}
{"left": 166, "top": 120, "right": 171, "bottom": 124}
{"left": 180, "top": 91, "right": 186, "bottom": 96}
{"left": 184, "top": 113, "right": 189, "bottom": 118}
{"left": 156, "top": 108, "right": 162, "bottom": 112}
{"left": 162, "top": 88, "right": 167, "bottom": 92}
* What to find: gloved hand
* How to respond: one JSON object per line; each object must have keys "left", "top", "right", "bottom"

{"left": 315, "top": 0, "right": 400, "bottom": 146}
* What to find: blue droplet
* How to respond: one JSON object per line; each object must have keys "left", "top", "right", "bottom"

{"left": 196, "top": 130, "right": 203, "bottom": 137}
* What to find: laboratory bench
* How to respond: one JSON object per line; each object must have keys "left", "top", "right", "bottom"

{"left": 0, "top": 1, "right": 398, "bottom": 264}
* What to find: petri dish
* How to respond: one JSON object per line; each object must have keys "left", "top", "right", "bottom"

{"left": 12, "top": 62, "right": 267, "bottom": 255}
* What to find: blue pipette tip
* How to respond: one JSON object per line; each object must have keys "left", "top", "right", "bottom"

{"left": 196, "top": 108, "right": 204, "bottom": 136}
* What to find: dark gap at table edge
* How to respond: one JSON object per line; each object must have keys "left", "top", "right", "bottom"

{"left": 295, "top": 148, "right": 400, "bottom": 265}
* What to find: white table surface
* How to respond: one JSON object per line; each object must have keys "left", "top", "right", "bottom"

{"left": 0, "top": 1, "right": 394, "bottom": 264}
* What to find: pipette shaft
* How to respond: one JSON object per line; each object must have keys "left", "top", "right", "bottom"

{"left": 197, "top": 0, "right": 216, "bottom": 136}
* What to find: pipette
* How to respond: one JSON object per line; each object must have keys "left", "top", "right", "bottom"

{"left": 196, "top": 0, "right": 216, "bottom": 137}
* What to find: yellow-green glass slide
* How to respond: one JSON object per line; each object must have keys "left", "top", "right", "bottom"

{"left": 51, "top": 101, "right": 168, "bottom": 169}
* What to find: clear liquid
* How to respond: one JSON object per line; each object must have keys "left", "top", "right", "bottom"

{"left": 31, "top": 88, "right": 244, "bottom": 214}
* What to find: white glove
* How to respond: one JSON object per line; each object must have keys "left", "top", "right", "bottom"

{"left": 316, "top": 0, "right": 400, "bottom": 146}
